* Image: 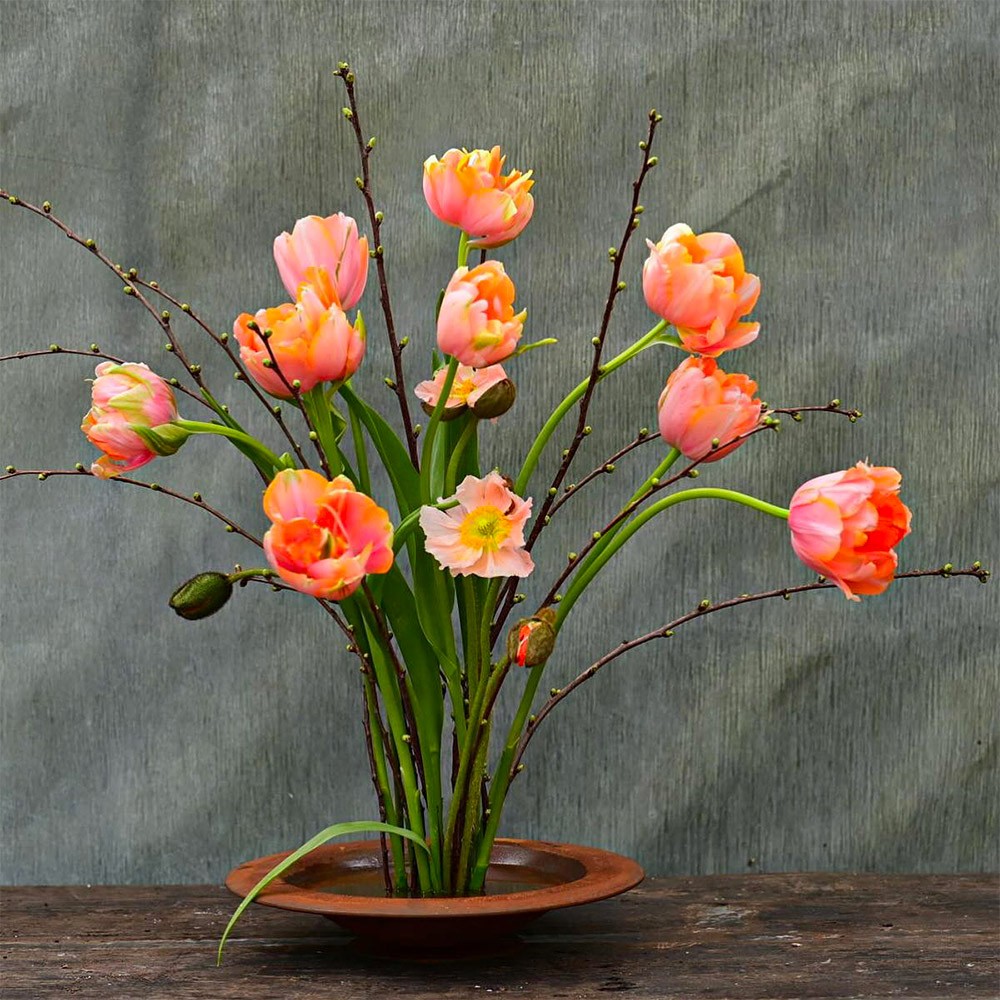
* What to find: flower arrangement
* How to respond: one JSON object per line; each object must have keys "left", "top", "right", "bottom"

{"left": 0, "top": 62, "right": 988, "bottom": 958}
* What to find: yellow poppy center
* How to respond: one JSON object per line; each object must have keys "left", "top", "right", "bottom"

{"left": 451, "top": 377, "right": 478, "bottom": 404}
{"left": 459, "top": 505, "right": 511, "bottom": 551}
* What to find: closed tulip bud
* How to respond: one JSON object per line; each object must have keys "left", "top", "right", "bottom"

{"left": 169, "top": 572, "right": 233, "bottom": 620}
{"left": 423, "top": 146, "right": 534, "bottom": 248}
{"left": 507, "top": 609, "right": 556, "bottom": 667}
{"left": 657, "top": 356, "right": 761, "bottom": 461}
{"left": 788, "top": 462, "right": 912, "bottom": 601}
{"left": 643, "top": 224, "right": 761, "bottom": 357}
{"left": 81, "top": 362, "right": 189, "bottom": 479}
{"left": 273, "top": 213, "right": 369, "bottom": 310}
{"left": 437, "top": 261, "right": 525, "bottom": 367}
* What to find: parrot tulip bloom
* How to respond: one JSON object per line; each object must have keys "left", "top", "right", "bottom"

{"left": 81, "top": 362, "right": 187, "bottom": 479}
{"left": 423, "top": 146, "right": 534, "bottom": 248}
{"left": 788, "top": 462, "right": 912, "bottom": 601}
{"left": 419, "top": 472, "right": 534, "bottom": 578}
{"left": 414, "top": 363, "right": 511, "bottom": 420}
{"left": 233, "top": 285, "right": 365, "bottom": 398}
{"left": 643, "top": 224, "right": 761, "bottom": 357}
{"left": 657, "top": 356, "right": 762, "bottom": 461}
{"left": 273, "top": 213, "right": 369, "bottom": 309}
{"left": 263, "top": 469, "right": 394, "bottom": 600}
{"left": 437, "top": 261, "right": 526, "bottom": 367}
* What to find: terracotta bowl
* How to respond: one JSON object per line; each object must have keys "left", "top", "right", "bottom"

{"left": 225, "top": 837, "right": 644, "bottom": 950}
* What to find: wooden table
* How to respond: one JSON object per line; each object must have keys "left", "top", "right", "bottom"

{"left": 1, "top": 874, "right": 996, "bottom": 998}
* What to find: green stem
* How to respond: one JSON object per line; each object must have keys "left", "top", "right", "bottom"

{"left": 556, "top": 488, "right": 790, "bottom": 629}
{"left": 226, "top": 568, "right": 274, "bottom": 583}
{"left": 445, "top": 417, "right": 479, "bottom": 495}
{"left": 175, "top": 419, "right": 284, "bottom": 472}
{"left": 515, "top": 320, "right": 677, "bottom": 495}
{"left": 455, "top": 717, "right": 490, "bottom": 894}
{"left": 457, "top": 230, "right": 471, "bottom": 268}
{"left": 349, "top": 404, "right": 371, "bottom": 495}
{"left": 419, "top": 356, "right": 459, "bottom": 502}
{"left": 468, "top": 661, "right": 545, "bottom": 893}
{"left": 362, "top": 670, "right": 408, "bottom": 892}
{"left": 302, "top": 387, "right": 343, "bottom": 477}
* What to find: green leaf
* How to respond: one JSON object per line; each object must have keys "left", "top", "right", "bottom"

{"left": 217, "top": 819, "right": 428, "bottom": 964}
{"left": 341, "top": 383, "right": 420, "bottom": 516}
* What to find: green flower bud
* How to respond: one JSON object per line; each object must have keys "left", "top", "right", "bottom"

{"left": 470, "top": 377, "right": 517, "bottom": 419}
{"left": 169, "top": 572, "right": 233, "bottom": 620}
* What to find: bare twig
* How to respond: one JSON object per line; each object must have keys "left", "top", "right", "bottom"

{"left": 0, "top": 467, "right": 262, "bottom": 546}
{"left": 334, "top": 62, "right": 419, "bottom": 466}
{"left": 510, "top": 563, "right": 990, "bottom": 776}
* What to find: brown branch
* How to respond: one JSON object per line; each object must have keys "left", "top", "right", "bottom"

{"left": 546, "top": 430, "right": 659, "bottom": 519}
{"left": 0, "top": 345, "right": 215, "bottom": 413}
{"left": 510, "top": 563, "right": 990, "bottom": 776}
{"left": 0, "top": 193, "right": 214, "bottom": 397}
{"left": 0, "top": 467, "right": 262, "bottom": 546}
{"left": 334, "top": 62, "right": 419, "bottom": 467}
{"left": 132, "top": 278, "right": 312, "bottom": 465}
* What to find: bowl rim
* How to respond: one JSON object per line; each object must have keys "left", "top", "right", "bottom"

{"left": 225, "top": 837, "right": 644, "bottom": 919}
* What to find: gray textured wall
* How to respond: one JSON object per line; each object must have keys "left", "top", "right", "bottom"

{"left": 1, "top": 0, "right": 997, "bottom": 885}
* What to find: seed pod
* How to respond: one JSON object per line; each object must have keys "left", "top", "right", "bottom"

{"left": 168, "top": 572, "right": 233, "bottom": 620}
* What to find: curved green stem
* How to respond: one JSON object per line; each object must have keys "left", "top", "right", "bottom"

{"left": 175, "top": 419, "right": 284, "bottom": 472}
{"left": 515, "top": 320, "right": 678, "bottom": 494}
{"left": 419, "top": 357, "right": 459, "bottom": 502}
{"left": 226, "top": 568, "right": 274, "bottom": 584}
{"left": 556, "top": 488, "right": 790, "bottom": 629}
{"left": 457, "top": 231, "right": 471, "bottom": 269}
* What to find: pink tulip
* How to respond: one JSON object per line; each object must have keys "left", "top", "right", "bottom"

{"left": 657, "top": 356, "right": 761, "bottom": 461}
{"left": 263, "top": 469, "right": 394, "bottom": 600}
{"left": 788, "top": 462, "right": 912, "bottom": 601}
{"left": 273, "top": 213, "right": 369, "bottom": 309}
{"left": 233, "top": 285, "right": 365, "bottom": 398}
{"left": 423, "top": 146, "right": 534, "bottom": 248}
{"left": 419, "top": 472, "right": 534, "bottom": 579}
{"left": 414, "top": 363, "right": 511, "bottom": 420}
{"left": 437, "top": 261, "right": 526, "bottom": 367}
{"left": 643, "top": 223, "right": 761, "bottom": 357}
{"left": 81, "top": 362, "right": 187, "bottom": 479}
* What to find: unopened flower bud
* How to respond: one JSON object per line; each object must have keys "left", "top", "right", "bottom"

{"left": 169, "top": 572, "right": 233, "bottom": 620}
{"left": 470, "top": 376, "right": 516, "bottom": 418}
{"left": 507, "top": 608, "right": 557, "bottom": 667}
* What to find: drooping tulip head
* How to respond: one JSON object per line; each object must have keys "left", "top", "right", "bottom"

{"left": 273, "top": 213, "right": 369, "bottom": 309}
{"left": 414, "top": 363, "right": 515, "bottom": 420}
{"left": 787, "top": 462, "right": 912, "bottom": 601}
{"left": 423, "top": 146, "right": 534, "bottom": 248}
{"left": 262, "top": 469, "right": 394, "bottom": 601}
{"left": 657, "top": 356, "right": 761, "bottom": 462}
{"left": 419, "top": 472, "right": 534, "bottom": 579}
{"left": 643, "top": 223, "right": 761, "bottom": 357}
{"left": 436, "top": 261, "right": 526, "bottom": 367}
{"left": 233, "top": 285, "right": 365, "bottom": 398}
{"left": 81, "top": 361, "right": 187, "bottom": 479}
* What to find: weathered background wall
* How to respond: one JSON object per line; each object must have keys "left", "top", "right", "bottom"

{"left": 1, "top": 0, "right": 997, "bottom": 884}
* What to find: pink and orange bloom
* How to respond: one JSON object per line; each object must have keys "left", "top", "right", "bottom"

{"left": 233, "top": 285, "right": 365, "bottom": 398}
{"left": 643, "top": 224, "right": 761, "bottom": 357}
{"left": 437, "top": 261, "right": 526, "bottom": 367}
{"left": 788, "top": 462, "right": 912, "bottom": 601}
{"left": 423, "top": 146, "right": 534, "bottom": 248}
{"left": 414, "top": 363, "right": 514, "bottom": 420}
{"left": 273, "top": 213, "right": 369, "bottom": 310}
{"left": 657, "top": 356, "right": 761, "bottom": 461}
{"left": 263, "top": 469, "right": 394, "bottom": 600}
{"left": 420, "top": 472, "right": 534, "bottom": 579}
{"left": 81, "top": 362, "right": 187, "bottom": 479}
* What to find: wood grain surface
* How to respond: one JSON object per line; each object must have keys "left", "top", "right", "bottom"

{"left": 1, "top": 875, "right": 998, "bottom": 998}
{"left": 1, "top": 0, "right": 998, "bottom": 884}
